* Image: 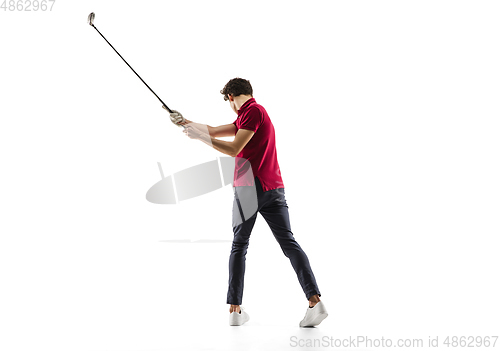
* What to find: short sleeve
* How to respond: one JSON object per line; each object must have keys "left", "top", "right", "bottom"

{"left": 232, "top": 119, "right": 238, "bottom": 135}
{"left": 238, "top": 106, "right": 262, "bottom": 133}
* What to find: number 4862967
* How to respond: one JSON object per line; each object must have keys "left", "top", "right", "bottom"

{"left": 1, "top": 0, "right": 56, "bottom": 11}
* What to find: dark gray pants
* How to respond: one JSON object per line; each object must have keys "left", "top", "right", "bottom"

{"left": 227, "top": 176, "right": 321, "bottom": 305}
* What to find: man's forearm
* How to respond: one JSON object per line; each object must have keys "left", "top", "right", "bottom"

{"left": 197, "top": 131, "right": 235, "bottom": 157}
{"left": 185, "top": 120, "right": 214, "bottom": 136}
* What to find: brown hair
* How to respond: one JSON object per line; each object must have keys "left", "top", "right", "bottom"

{"left": 220, "top": 77, "right": 253, "bottom": 101}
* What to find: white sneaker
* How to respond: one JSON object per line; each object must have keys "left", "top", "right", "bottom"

{"left": 229, "top": 306, "right": 250, "bottom": 326}
{"left": 299, "top": 301, "right": 328, "bottom": 327}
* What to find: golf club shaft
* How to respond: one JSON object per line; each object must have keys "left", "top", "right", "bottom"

{"left": 90, "top": 24, "right": 173, "bottom": 113}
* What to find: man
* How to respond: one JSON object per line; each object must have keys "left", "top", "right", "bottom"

{"left": 169, "top": 78, "right": 327, "bottom": 327}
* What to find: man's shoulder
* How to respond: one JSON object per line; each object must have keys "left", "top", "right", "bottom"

{"left": 246, "top": 103, "right": 267, "bottom": 115}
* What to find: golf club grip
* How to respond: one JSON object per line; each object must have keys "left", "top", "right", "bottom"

{"left": 161, "top": 105, "right": 185, "bottom": 129}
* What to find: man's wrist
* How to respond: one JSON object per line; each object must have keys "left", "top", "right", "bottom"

{"left": 198, "top": 131, "right": 211, "bottom": 143}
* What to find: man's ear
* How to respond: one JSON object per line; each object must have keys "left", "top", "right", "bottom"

{"left": 228, "top": 94, "right": 234, "bottom": 102}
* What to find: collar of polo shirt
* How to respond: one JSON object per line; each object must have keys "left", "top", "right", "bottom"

{"left": 237, "top": 98, "right": 256, "bottom": 117}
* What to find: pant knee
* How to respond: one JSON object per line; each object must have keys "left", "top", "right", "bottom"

{"left": 231, "top": 240, "right": 249, "bottom": 253}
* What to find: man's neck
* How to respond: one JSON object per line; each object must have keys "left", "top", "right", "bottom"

{"left": 234, "top": 95, "right": 253, "bottom": 111}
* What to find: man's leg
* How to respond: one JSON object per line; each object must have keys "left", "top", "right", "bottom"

{"left": 308, "top": 294, "right": 321, "bottom": 307}
{"left": 227, "top": 192, "right": 258, "bottom": 311}
{"left": 259, "top": 188, "right": 322, "bottom": 303}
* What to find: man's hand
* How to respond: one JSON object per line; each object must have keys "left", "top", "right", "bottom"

{"left": 162, "top": 107, "right": 187, "bottom": 127}
{"left": 183, "top": 125, "right": 203, "bottom": 140}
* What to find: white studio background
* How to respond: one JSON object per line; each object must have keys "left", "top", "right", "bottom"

{"left": 1, "top": 1, "right": 499, "bottom": 351}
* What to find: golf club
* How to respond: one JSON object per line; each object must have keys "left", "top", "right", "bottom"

{"left": 87, "top": 12, "right": 179, "bottom": 120}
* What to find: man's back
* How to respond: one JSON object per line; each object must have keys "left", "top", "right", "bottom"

{"left": 232, "top": 98, "right": 284, "bottom": 191}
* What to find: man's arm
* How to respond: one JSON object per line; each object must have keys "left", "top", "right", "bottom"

{"left": 210, "top": 123, "right": 237, "bottom": 138}
{"left": 186, "top": 127, "right": 254, "bottom": 157}
{"left": 182, "top": 119, "right": 236, "bottom": 138}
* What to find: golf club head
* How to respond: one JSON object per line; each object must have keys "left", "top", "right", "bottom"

{"left": 88, "top": 12, "right": 95, "bottom": 26}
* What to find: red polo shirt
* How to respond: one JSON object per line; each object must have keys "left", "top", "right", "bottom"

{"left": 232, "top": 98, "right": 284, "bottom": 191}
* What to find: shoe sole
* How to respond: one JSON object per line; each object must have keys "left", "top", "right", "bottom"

{"left": 300, "top": 312, "right": 328, "bottom": 327}
{"left": 229, "top": 312, "right": 249, "bottom": 326}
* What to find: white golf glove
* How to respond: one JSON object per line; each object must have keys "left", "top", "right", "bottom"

{"left": 162, "top": 106, "right": 186, "bottom": 127}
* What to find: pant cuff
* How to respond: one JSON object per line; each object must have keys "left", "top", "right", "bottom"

{"left": 306, "top": 291, "right": 321, "bottom": 300}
